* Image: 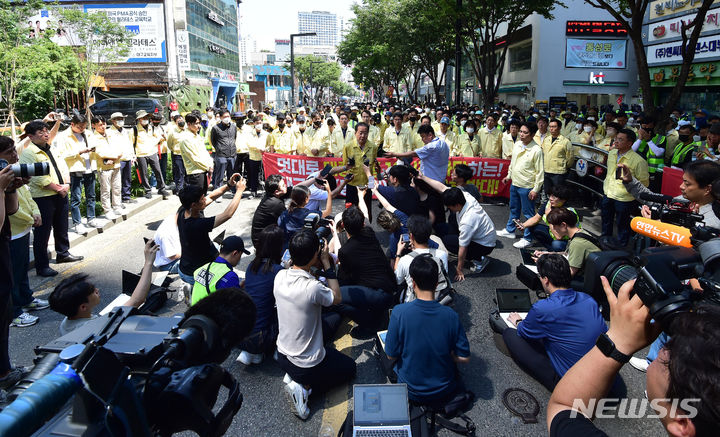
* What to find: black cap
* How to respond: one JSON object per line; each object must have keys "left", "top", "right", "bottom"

{"left": 276, "top": 112, "right": 286, "bottom": 120}
{"left": 220, "top": 236, "right": 250, "bottom": 255}
{"left": 709, "top": 123, "right": 720, "bottom": 135}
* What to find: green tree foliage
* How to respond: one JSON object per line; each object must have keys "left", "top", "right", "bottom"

{"left": 290, "top": 55, "right": 342, "bottom": 105}
{"left": 330, "top": 80, "right": 357, "bottom": 98}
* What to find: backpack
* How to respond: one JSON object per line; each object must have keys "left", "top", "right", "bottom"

{"left": 404, "top": 250, "right": 456, "bottom": 306}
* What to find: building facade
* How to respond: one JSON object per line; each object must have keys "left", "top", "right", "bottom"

{"left": 297, "top": 10, "right": 339, "bottom": 46}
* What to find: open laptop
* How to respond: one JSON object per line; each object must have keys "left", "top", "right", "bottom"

{"left": 496, "top": 288, "right": 532, "bottom": 329}
{"left": 353, "top": 384, "right": 412, "bottom": 437}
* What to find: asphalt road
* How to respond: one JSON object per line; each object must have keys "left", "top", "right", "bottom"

{"left": 7, "top": 194, "right": 664, "bottom": 437}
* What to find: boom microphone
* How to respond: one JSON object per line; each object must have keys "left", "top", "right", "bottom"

{"left": 631, "top": 217, "right": 693, "bottom": 248}
{"left": 638, "top": 192, "right": 690, "bottom": 206}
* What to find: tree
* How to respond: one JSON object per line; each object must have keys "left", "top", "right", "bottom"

{"left": 53, "top": 6, "right": 132, "bottom": 114}
{"left": 330, "top": 80, "right": 357, "bottom": 98}
{"left": 289, "top": 55, "right": 341, "bottom": 106}
{"left": 446, "top": 0, "right": 560, "bottom": 109}
{"left": 583, "top": 0, "right": 714, "bottom": 118}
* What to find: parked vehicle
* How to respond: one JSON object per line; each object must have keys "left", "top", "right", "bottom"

{"left": 89, "top": 98, "right": 164, "bottom": 126}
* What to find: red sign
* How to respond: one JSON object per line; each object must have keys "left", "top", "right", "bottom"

{"left": 261, "top": 153, "right": 511, "bottom": 197}
{"left": 661, "top": 166, "right": 683, "bottom": 198}
{"left": 617, "top": 94, "right": 624, "bottom": 106}
{"left": 566, "top": 21, "right": 627, "bottom": 36}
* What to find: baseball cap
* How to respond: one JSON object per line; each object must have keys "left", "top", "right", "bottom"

{"left": 110, "top": 112, "right": 125, "bottom": 120}
{"left": 220, "top": 236, "right": 251, "bottom": 255}
{"left": 296, "top": 115, "right": 306, "bottom": 123}
{"left": 440, "top": 116, "right": 450, "bottom": 124}
{"left": 276, "top": 112, "right": 286, "bottom": 120}
{"left": 232, "top": 111, "right": 246, "bottom": 118}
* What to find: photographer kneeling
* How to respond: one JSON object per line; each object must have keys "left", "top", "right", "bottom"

{"left": 547, "top": 278, "right": 720, "bottom": 437}
{"left": 502, "top": 254, "right": 616, "bottom": 393}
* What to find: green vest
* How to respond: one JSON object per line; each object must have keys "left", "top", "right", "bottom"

{"left": 671, "top": 141, "right": 699, "bottom": 166}
{"left": 191, "top": 259, "right": 232, "bottom": 305}
{"left": 637, "top": 134, "right": 666, "bottom": 173}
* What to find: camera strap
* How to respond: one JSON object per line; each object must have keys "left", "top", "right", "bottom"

{"left": 570, "top": 231, "right": 601, "bottom": 249}
{"left": 37, "top": 144, "right": 64, "bottom": 185}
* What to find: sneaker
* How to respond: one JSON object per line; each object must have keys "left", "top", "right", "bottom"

{"left": 0, "top": 366, "right": 30, "bottom": 390}
{"left": 113, "top": 209, "right": 125, "bottom": 216}
{"left": 513, "top": 239, "right": 532, "bottom": 249}
{"left": 102, "top": 212, "right": 117, "bottom": 220}
{"left": 284, "top": 379, "right": 310, "bottom": 420}
{"left": 283, "top": 373, "right": 292, "bottom": 385}
{"left": 629, "top": 356, "right": 649, "bottom": 372}
{"left": 496, "top": 229, "right": 517, "bottom": 239}
{"left": 236, "top": 350, "right": 263, "bottom": 365}
{"left": 145, "top": 192, "right": 152, "bottom": 199}
{"left": 86, "top": 219, "right": 99, "bottom": 228}
{"left": 72, "top": 223, "right": 89, "bottom": 234}
{"left": 181, "top": 284, "right": 191, "bottom": 306}
{"left": 469, "top": 257, "right": 491, "bottom": 274}
{"left": 10, "top": 312, "right": 38, "bottom": 327}
{"left": 22, "top": 298, "right": 49, "bottom": 311}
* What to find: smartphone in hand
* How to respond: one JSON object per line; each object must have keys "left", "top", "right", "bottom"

{"left": 615, "top": 167, "right": 623, "bottom": 180}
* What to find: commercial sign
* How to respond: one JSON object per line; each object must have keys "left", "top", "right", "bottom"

{"left": 566, "top": 21, "right": 627, "bottom": 37}
{"left": 650, "top": 0, "right": 720, "bottom": 20}
{"left": 566, "top": 38, "right": 627, "bottom": 68}
{"left": 648, "top": 7, "right": 720, "bottom": 42}
{"left": 589, "top": 71, "right": 606, "bottom": 83}
{"left": 646, "top": 34, "right": 720, "bottom": 65}
{"left": 650, "top": 61, "right": 720, "bottom": 85}
{"left": 262, "top": 154, "right": 512, "bottom": 197}
{"left": 176, "top": 30, "right": 191, "bottom": 73}
{"left": 207, "top": 10, "right": 224, "bottom": 26}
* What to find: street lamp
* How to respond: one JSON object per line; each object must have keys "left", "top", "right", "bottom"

{"left": 290, "top": 32, "right": 316, "bottom": 109}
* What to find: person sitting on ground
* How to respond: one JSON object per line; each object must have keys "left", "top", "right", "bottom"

{"left": 385, "top": 254, "right": 470, "bottom": 405}
{"left": 275, "top": 230, "right": 356, "bottom": 420}
{"left": 515, "top": 185, "right": 577, "bottom": 252}
{"left": 177, "top": 174, "right": 246, "bottom": 286}
{"left": 451, "top": 164, "right": 481, "bottom": 202}
{"left": 49, "top": 240, "right": 160, "bottom": 335}
{"left": 153, "top": 213, "right": 181, "bottom": 273}
{"left": 237, "top": 225, "right": 284, "bottom": 366}
{"left": 418, "top": 174, "right": 496, "bottom": 281}
{"left": 394, "top": 215, "right": 450, "bottom": 302}
{"left": 191, "top": 236, "right": 250, "bottom": 305}
{"left": 535, "top": 207, "right": 600, "bottom": 279}
{"left": 413, "top": 177, "right": 447, "bottom": 236}
{"left": 502, "top": 254, "right": 613, "bottom": 393}
{"left": 278, "top": 183, "right": 332, "bottom": 243}
{"left": 376, "top": 164, "right": 422, "bottom": 216}
{"left": 337, "top": 205, "right": 397, "bottom": 332}
{"left": 251, "top": 174, "right": 288, "bottom": 249}
{"left": 304, "top": 169, "right": 350, "bottom": 212}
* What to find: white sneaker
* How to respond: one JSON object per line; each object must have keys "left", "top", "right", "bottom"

{"left": 284, "top": 379, "right": 310, "bottom": 420}
{"left": 513, "top": 239, "right": 532, "bottom": 249}
{"left": 629, "top": 356, "right": 649, "bottom": 372}
{"left": 236, "top": 350, "right": 263, "bottom": 365}
{"left": 86, "top": 219, "right": 99, "bottom": 228}
{"left": 469, "top": 257, "right": 491, "bottom": 273}
{"left": 72, "top": 223, "right": 89, "bottom": 234}
{"left": 496, "top": 229, "right": 517, "bottom": 239}
{"left": 113, "top": 209, "right": 124, "bottom": 217}
{"left": 103, "top": 212, "right": 118, "bottom": 220}
{"left": 10, "top": 312, "right": 39, "bottom": 327}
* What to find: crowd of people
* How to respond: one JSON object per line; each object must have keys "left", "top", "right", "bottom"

{"left": 0, "top": 100, "right": 718, "bottom": 437}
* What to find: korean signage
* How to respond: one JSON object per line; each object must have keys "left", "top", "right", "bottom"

{"left": 650, "top": 61, "right": 720, "bottom": 85}
{"left": 566, "top": 21, "right": 627, "bottom": 37}
{"left": 176, "top": 30, "right": 190, "bottom": 73}
{"left": 648, "top": 7, "right": 720, "bottom": 42}
{"left": 646, "top": 34, "right": 720, "bottom": 65}
{"left": 650, "top": 0, "right": 720, "bottom": 20}
{"left": 262, "top": 154, "right": 512, "bottom": 197}
{"left": 566, "top": 38, "right": 627, "bottom": 69}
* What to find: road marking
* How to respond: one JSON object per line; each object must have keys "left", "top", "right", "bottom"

{"left": 319, "top": 321, "right": 354, "bottom": 434}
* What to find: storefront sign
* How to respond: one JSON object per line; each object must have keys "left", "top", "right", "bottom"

{"left": 589, "top": 71, "right": 606, "bottom": 83}
{"left": 566, "top": 38, "right": 627, "bottom": 68}
{"left": 176, "top": 30, "right": 190, "bottom": 73}
{"left": 650, "top": 61, "right": 720, "bottom": 85}
{"left": 262, "top": 154, "right": 512, "bottom": 197}
{"left": 207, "top": 10, "right": 225, "bottom": 26}
{"left": 648, "top": 7, "right": 720, "bottom": 42}
{"left": 650, "top": 0, "right": 720, "bottom": 20}
{"left": 566, "top": 21, "right": 627, "bottom": 37}
{"left": 208, "top": 43, "right": 227, "bottom": 56}
{"left": 647, "top": 34, "right": 720, "bottom": 65}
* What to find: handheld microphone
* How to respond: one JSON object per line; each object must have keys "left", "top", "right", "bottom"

{"left": 630, "top": 217, "right": 693, "bottom": 248}
{"left": 638, "top": 192, "right": 690, "bottom": 206}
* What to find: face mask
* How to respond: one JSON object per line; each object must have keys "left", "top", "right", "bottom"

{"left": 587, "top": 117, "right": 596, "bottom": 121}
{"left": 583, "top": 126, "right": 593, "bottom": 133}
{"left": 140, "top": 120, "right": 149, "bottom": 127}
{"left": 606, "top": 128, "right": 616, "bottom": 137}
{"left": 222, "top": 117, "right": 231, "bottom": 124}
{"left": 575, "top": 123, "right": 583, "bottom": 130}
{"left": 678, "top": 134, "right": 691, "bottom": 142}
{"left": 299, "top": 127, "right": 306, "bottom": 132}
{"left": 278, "top": 122, "right": 285, "bottom": 128}
{"left": 460, "top": 120, "right": 467, "bottom": 126}
{"left": 533, "top": 114, "right": 539, "bottom": 119}
{"left": 409, "top": 116, "right": 417, "bottom": 122}
{"left": 313, "top": 121, "right": 321, "bottom": 128}
{"left": 628, "top": 118, "right": 635, "bottom": 124}
{"left": 177, "top": 121, "right": 186, "bottom": 128}
{"left": 465, "top": 127, "right": 475, "bottom": 134}
{"left": 694, "top": 135, "right": 702, "bottom": 142}
{"left": 255, "top": 125, "right": 262, "bottom": 132}
{"left": 425, "top": 108, "right": 431, "bottom": 114}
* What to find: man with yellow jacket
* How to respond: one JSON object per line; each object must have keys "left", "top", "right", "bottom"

{"left": 91, "top": 116, "right": 124, "bottom": 220}
{"left": 167, "top": 113, "right": 187, "bottom": 194}
{"left": 478, "top": 114, "right": 503, "bottom": 158}
{"left": 180, "top": 113, "right": 214, "bottom": 194}
{"left": 541, "top": 119, "right": 574, "bottom": 203}
{"left": 130, "top": 110, "right": 169, "bottom": 200}
{"left": 56, "top": 114, "right": 98, "bottom": 233}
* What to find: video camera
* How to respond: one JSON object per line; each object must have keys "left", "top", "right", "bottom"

{"left": 0, "top": 159, "right": 50, "bottom": 178}
{"left": 0, "top": 306, "right": 243, "bottom": 437}
{"left": 639, "top": 192, "right": 705, "bottom": 229}
{"left": 304, "top": 212, "right": 333, "bottom": 249}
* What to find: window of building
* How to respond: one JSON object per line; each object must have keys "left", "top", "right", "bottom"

{"left": 508, "top": 42, "right": 532, "bottom": 72}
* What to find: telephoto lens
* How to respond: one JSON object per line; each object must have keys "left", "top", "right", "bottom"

{"left": 0, "top": 159, "right": 51, "bottom": 178}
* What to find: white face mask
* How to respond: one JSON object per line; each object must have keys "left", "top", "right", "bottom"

{"left": 587, "top": 117, "right": 596, "bottom": 121}
{"left": 583, "top": 126, "right": 593, "bottom": 133}
{"left": 140, "top": 119, "right": 149, "bottom": 127}
{"left": 255, "top": 125, "right": 262, "bottom": 132}
{"left": 575, "top": 123, "right": 583, "bottom": 130}
{"left": 222, "top": 117, "right": 231, "bottom": 124}
{"left": 465, "top": 127, "right": 475, "bottom": 134}
{"left": 460, "top": 120, "right": 467, "bottom": 126}
{"left": 628, "top": 118, "right": 635, "bottom": 124}
{"left": 693, "top": 135, "right": 702, "bottom": 142}
{"left": 533, "top": 114, "right": 539, "bottom": 119}
{"left": 606, "top": 128, "right": 617, "bottom": 137}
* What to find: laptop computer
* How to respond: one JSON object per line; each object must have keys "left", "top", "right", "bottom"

{"left": 520, "top": 248, "right": 536, "bottom": 266}
{"left": 495, "top": 288, "right": 532, "bottom": 329}
{"left": 353, "top": 384, "right": 412, "bottom": 437}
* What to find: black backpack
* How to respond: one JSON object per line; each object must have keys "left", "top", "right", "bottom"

{"left": 404, "top": 250, "right": 456, "bottom": 305}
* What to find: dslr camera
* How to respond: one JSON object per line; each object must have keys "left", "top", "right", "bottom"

{"left": 0, "top": 159, "right": 50, "bottom": 178}
{"left": 304, "top": 212, "right": 333, "bottom": 250}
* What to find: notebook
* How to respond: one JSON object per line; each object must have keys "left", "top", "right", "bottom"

{"left": 353, "top": 384, "right": 412, "bottom": 437}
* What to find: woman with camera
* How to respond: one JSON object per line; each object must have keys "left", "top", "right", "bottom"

{"left": 277, "top": 182, "right": 332, "bottom": 244}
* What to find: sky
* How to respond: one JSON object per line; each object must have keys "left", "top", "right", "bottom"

{"left": 238, "top": 0, "right": 357, "bottom": 51}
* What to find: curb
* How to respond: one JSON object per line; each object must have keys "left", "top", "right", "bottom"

{"left": 29, "top": 194, "right": 166, "bottom": 270}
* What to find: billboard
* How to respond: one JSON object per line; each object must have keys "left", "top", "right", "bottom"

{"left": 26, "top": 3, "right": 166, "bottom": 63}
{"left": 648, "top": 7, "right": 720, "bottom": 43}
{"left": 565, "top": 38, "right": 627, "bottom": 69}
{"left": 647, "top": 34, "right": 720, "bottom": 65}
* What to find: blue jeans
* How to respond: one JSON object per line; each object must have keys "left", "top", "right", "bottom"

{"left": 646, "top": 331, "right": 668, "bottom": 364}
{"left": 213, "top": 156, "right": 236, "bottom": 189}
{"left": 337, "top": 285, "right": 393, "bottom": 330}
{"left": 601, "top": 196, "right": 634, "bottom": 246}
{"left": 10, "top": 234, "right": 33, "bottom": 318}
{"left": 70, "top": 173, "right": 96, "bottom": 224}
{"left": 178, "top": 269, "right": 194, "bottom": 285}
{"left": 533, "top": 224, "right": 568, "bottom": 252}
{"left": 157, "top": 259, "right": 179, "bottom": 274}
{"left": 506, "top": 185, "right": 535, "bottom": 241}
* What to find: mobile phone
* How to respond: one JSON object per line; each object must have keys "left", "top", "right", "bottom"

{"left": 315, "top": 177, "right": 325, "bottom": 184}
{"left": 320, "top": 164, "right": 332, "bottom": 177}
{"left": 401, "top": 233, "right": 410, "bottom": 243}
{"left": 615, "top": 167, "right": 623, "bottom": 179}
{"left": 347, "top": 157, "right": 356, "bottom": 167}
{"left": 344, "top": 173, "right": 355, "bottom": 182}
{"left": 512, "top": 219, "right": 523, "bottom": 228}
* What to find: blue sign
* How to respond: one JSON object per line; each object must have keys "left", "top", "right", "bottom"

{"left": 566, "top": 38, "right": 627, "bottom": 69}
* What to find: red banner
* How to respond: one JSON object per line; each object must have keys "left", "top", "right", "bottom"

{"left": 661, "top": 166, "right": 683, "bottom": 198}
{"left": 261, "top": 153, "right": 511, "bottom": 197}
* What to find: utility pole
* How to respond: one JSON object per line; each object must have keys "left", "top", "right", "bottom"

{"left": 454, "top": 0, "right": 462, "bottom": 105}
{"left": 290, "top": 32, "right": 316, "bottom": 109}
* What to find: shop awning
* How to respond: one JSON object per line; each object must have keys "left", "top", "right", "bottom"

{"left": 498, "top": 83, "right": 530, "bottom": 93}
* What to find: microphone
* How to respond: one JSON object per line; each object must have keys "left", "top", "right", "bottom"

{"left": 638, "top": 192, "right": 690, "bottom": 206}
{"left": 630, "top": 217, "right": 693, "bottom": 248}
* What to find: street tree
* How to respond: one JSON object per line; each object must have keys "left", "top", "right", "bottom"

{"left": 290, "top": 55, "right": 341, "bottom": 106}
{"left": 53, "top": 6, "right": 132, "bottom": 114}
{"left": 446, "top": 0, "right": 560, "bottom": 109}
{"left": 583, "top": 0, "right": 714, "bottom": 119}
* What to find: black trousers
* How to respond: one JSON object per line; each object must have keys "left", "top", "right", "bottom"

{"left": 136, "top": 153, "right": 166, "bottom": 193}
{"left": 234, "top": 153, "right": 249, "bottom": 180}
{"left": 503, "top": 328, "right": 560, "bottom": 391}
{"left": 33, "top": 194, "right": 71, "bottom": 270}
{"left": 248, "top": 159, "right": 261, "bottom": 192}
{"left": 441, "top": 234, "right": 494, "bottom": 260}
{"left": 171, "top": 153, "right": 186, "bottom": 193}
{"left": 158, "top": 152, "right": 168, "bottom": 185}
{"left": 0, "top": 293, "right": 10, "bottom": 374}
{"left": 345, "top": 184, "right": 373, "bottom": 221}
{"left": 120, "top": 160, "right": 132, "bottom": 201}
{"left": 185, "top": 172, "right": 208, "bottom": 194}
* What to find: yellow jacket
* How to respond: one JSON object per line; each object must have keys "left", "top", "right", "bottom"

{"left": 92, "top": 131, "right": 122, "bottom": 171}
{"left": 541, "top": 135, "right": 574, "bottom": 174}
{"left": 508, "top": 140, "right": 544, "bottom": 192}
{"left": 310, "top": 126, "right": 336, "bottom": 157}
{"left": 294, "top": 130, "right": 314, "bottom": 156}
{"left": 383, "top": 127, "right": 410, "bottom": 154}
{"left": 378, "top": 120, "right": 389, "bottom": 142}
{"left": 56, "top": 129, "right": 98, "bottom": 173}
{"left": 404, "top": 123, "right": 423, "bottom": 149}
{"left": 604, "top": 149, "right": 649, "bottom": 202}
{"left": 533, "top": 130, "right": 550, "bottom": 148}
{"left": 502, "top": 132, "right": 517, "bottom": 160}
{"left": 108, "top": 125, "right": 134, "bottom": 161}
{"left": 19, "top": 143, "right": 71, "bottom": 198}
{"left": 332, "top": 126, "right": 355, "bottom": 156}
{"left": 130, "top": 123, "right": 160, "bottom": 157}
{"left": 342, "top": 139, "right": 378, "bottom": 187}
{"left": 180, "top": 130, "right": 213, "bottom": 174}
{"left": 560, "top": 120, "right": 577, "bottom": 138}
{"left": 479, "top": 127, "right": 503, "bottom": 158}
{"left": 455, "top": 133, "right": 481, "bottom": 157}
{"left": 271, "top": 127, "right": 295, "bottom": 154}
{"left": 437, "top": 130, "right": 458, "bottom": 155}
{"left": 9, "top": 185, "right": 39, "bottom": 237}
{"left": 247, "top": 129, "right": 271, "bottom": 161}
{"left": 368, "top": 124, "right": 382, "bottom": 149}
{"left": 166, "top": 126, "right": 186, "bottom": 155}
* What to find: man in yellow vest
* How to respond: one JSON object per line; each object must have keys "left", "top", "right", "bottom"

{"left": 130, "top": 110, "right": 169, "bottom": 200}
{"left": 91, "top": 116, "right": 123, "bottom": 220}
{"left": 478, "top": 113, "right": 503, "bottom": 158}
{"left": 180, "top": 113, "right": 214, "bottom": 194}
{"left": 191, "top": 236, "right": 250, "bottom": 305}
{"left": 270, "top": 113, "right": 295, "bottom": 154}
